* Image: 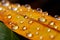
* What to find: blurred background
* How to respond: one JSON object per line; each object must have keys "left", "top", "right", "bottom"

{"left": 9, "top": 0, "right": 60, "bottom": 16}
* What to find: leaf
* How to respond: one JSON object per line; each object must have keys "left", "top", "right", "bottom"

{"left": 0, "top": 21, "right": 20, "bottom": 40}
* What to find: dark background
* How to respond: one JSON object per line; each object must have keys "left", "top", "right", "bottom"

{"left": 9, "top": 0, "right": 60, "bottom": 16}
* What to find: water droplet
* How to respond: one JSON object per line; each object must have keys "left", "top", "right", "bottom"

{"left": 38, "top": 17, "right": 46, "bottom": 22}
{"left": 36, "top": 32, "right": 39, "bottom": 35}
{"left": 50, "top": 35, "right": 55, "bottom": 39}
{"left": 0, "top": 7, "right": 3, "bottom": 10}
{"left": 20, "top": 9, "right": 22, "bottom": 11}
{"left": 22, "top": 26, "right": 27, "bottom": 30}
{"left": 37, "top": 8, "right": 42, "bottom": 12}
{"left": 17, "top": 16, "right": 20, "bottom": 18}
{"left": 12, "top": 25, "right": 19, "bottom": 30}
{"left": 28, "top": 20, "right": 33, "bottom": 24}
{"left": 8, "top": 6, "right": 11, "bottom": 9}
{"left": 17, "top": 4, "right": 20, "bottom": 7}
{"left": 9, "top": 22, "right": 12, "bottom": 25}
{"left": 37, "top": 27, "right": 40, "bottom": 30}
{"left": 40, "top": 36, "right": 43, "bottom": 40}
{"left": 25, "top": 4, "right": 31, "bottom": 9}
{"left": 43, "top": 12, "right": 48, "bottom": 16}
{"left": 20, "top": 21, "right": 24, "bottom": 24}
{"left": 54, "top": 25, "right": 58, "bottom": 29}
{"left": 47, "top": 29, "right": 51, "bottom": 32}
{"left": 24, "top": 15, "right": 28, "bottom": 19}
{"left": 27, "top": 33, "right": 33, "bottom": 38}
{"left": 56, "top": 17, "right": 60, "bottom": 20}
{"left": 11, "top": 7, "right": 18, "bottom": 11}
{"left": 32, "top": 10, "right": 35, "bottom": 12}
{"left": 49, "top": 21, "right": 54, "bottom": 26}
{"left": 7, "top": 15, "right": 12, "bottom": 19}
{"left": 54, "top": 15, "right": 59, "bottom": 18}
